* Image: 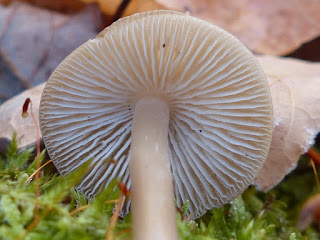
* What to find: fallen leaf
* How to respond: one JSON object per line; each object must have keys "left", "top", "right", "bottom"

{"left": 0, "top": 0, "right": 86, "bottom": 13}
{"left": 254, "top": 56, "right": 320, "bottom": 191}
{"left": 80, "top": 0, "right": 165, "bottom": 18}
{"left": 156, "top": 0, "right": 320, "bottom": 55}
{"left": 80, "top": 0, "right": 121, "bottom": 16}
{"left": 297, "top": 193, "right": 320, "bottom": 230}
{"left": 5, "top": 0, "right": 318, "bottom": 58}
{"left": 288, "top": 36, "right": 320, "bottom": 62}
{"left": 122, "top": 0, "right": 165, "bottom": 16}
{"left": 0, "top": 2, "right": 104, "bottom": 104}
{"left": 0, "top": 83, "right": 44, "bottom": 149}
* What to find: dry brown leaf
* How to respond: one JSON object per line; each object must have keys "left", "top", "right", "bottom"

{"left": 0, "top": 0, "right": 86, "bottom": 13}
{"left": 0, "top": 2, "right": 104, "bottom": 103}
{"left": 297, "top": 193, "right": 320, "bottom": 230}
{"left": 122, "top": 0, "right": 165, "bottom": 16}
{"left": 156, "top": 0, "right": 320, "bottom": 55}
{"left": 1, "top": 55, "right": 320, "bottom": 191}
{"left": 80, "top": 0, "right": 121, "bottom": 16}
{"left": 254, "top": 56, "right": 320, "bottom": 191}
{"left": 0, "top": 83, "right": 44, "bottom": 149}
{"left": 80, "top": 0, "right": 165, "bottom": 17}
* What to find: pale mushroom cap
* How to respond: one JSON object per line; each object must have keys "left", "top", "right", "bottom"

{"left": 40, "top": 10, "right": 273, "bottom": 218}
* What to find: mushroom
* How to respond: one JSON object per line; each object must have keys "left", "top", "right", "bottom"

{"left": 39, "top": 10, "right": 273, "bottom": 240}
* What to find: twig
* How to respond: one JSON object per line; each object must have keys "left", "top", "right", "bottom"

{"left": 176, "top": 206, "right": 184, "bottom": 221}
{"left": 105, "top": 194, "right": 125, "bottom": 240}
{"left": 105, "top": 182, "right": 130, "bottom": 240}
{"left": 69, "top": 199, "right": 118, "bottom": 216}
{"left": 307, "top": 148, "right": 320, "bottom": 167}
{"left": 25, "top": 160, "right": 53, "bottom": 185}
{"left": 115, "top": 228, "right": 130, "bottom": 237}
{"left": 306, "top": 148, "right": 320, "bottom": 191}
{"left": 310, "top": 159, "right": 320, "bottom": 192}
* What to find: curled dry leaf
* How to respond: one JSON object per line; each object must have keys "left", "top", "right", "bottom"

{"left": 0, "top": 83, "right": 44, "bottom": 149}
{"left": 156, "top": 0, "right": 320, "bottom": 55}
{"left": 0, "top": 2, "right": 104, "bottom": 103}
{"left": 254, "top": 56, "right": 320, "bottom": 191}
{"left": 0, "top": 55, "right": 320, "bottom": 193}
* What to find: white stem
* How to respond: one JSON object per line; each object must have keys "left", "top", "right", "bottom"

{"left": 129, "top": 97, "right": 179, "bottom": 240}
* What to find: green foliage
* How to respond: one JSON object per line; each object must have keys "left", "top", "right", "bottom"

{"left": 178, "top": 192, "right": 282, "bottom": 240}
{"left": 0, "top": 132, "right": 33, "bottom": 189}
{"left": 0, "top": 135, "right": 320, "bottom": 239}
{"left": 3, "top": 133, "right": 34, "bottom": 170}
{"left": 178, "top": 157, "right": 320, "bottom": 240}
{"left": 0, "top": 136, "right": 123, "bottom": 240}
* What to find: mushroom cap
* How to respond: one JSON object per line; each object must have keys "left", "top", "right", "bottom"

{"left": 40, "top": 10, "right": 273, "bottom": 219}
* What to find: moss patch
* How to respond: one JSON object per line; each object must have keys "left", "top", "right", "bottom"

{"left": 0, "top": 134, "right": 319, "bottom": 240}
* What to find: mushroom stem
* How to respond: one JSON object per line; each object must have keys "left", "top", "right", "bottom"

{"left": 130, "top": 97, "right": 179, "bottom": 240}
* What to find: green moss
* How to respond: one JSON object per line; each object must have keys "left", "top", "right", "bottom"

{"left": 0, "top": 135, "right": 320, "bottom": 239}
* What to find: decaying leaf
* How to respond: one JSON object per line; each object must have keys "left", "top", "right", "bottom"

{"left": 156, "top": 0, "right": 320, "bottom": 55}
{"left": 80, "top": 0, "right": 165, "bottom": 17}
{"left": 297, "top": 193, "right": 320, "bottom": 230}
{"left": 254, "top": 56, "right": 320, "bottom": 191}
{"left": 0, "top": 0, "right": 86, "bottom": 13}
{"left": 0, "top": 83, "right": 44, "bottom": 149}
{"left": 122, "top": 0, "right": 165, "bottom": 16}
{"left": 80, "top": 0, "right": 121, "bottom": 16}
{"left": 4, "top": 0, "right": 319, "bottom": 57}
{"left": 0, "top": 2, "right": 104, "bottom": 103}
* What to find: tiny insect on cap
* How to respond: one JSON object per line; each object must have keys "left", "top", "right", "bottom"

{"left": 39, "top": 10, "right": 273, "bottom": 219}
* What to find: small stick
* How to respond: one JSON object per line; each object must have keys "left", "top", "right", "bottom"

{"left": 105, "top": 182, "right": 130, "bottom": 240}
{"left": 69, "top": 200, "right": 118, "bottom": 216}
{"left": 70, "top": 205, "right": 90, "bottom": 216}
{"left": 25, "top": 160, "right": 53, "bottom": 185}
{"left": 105, "top": 194, "right": 125, "bottom": 240}
{"left": 115, "top": 228, "right": 131, "bottom": 237}
{"left": 176, "top": 206, "right": 184, "bottom": 221}
{"left": 310, "top": 159, "right": 320, "bottom": 192}
{"left": 307, "top": 148, "right": 320, "bottom": 167}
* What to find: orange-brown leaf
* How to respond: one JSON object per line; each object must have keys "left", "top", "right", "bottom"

{"left": 0, "top": 0, "right": 86, "bottom": 13}
{"left": 80, "top": 0, "right": 166, "bottom": 17}
{"left": 80, "top": 0, "right": 121, "bottom": 16}
{"left": 298, "top": 194, "right": 320, "bottom": 230}
{"left": 156, "top": 0, "right": 320, "bottom": 55}
{"left": 254, "top": 56, "right": 320, "bottom": 191}
{"left": 122, "top": 0, "right": 165, "bottom": 16}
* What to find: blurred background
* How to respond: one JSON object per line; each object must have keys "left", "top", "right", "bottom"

{"left": 0, "top": 0, "right": 319, "bottom": 104}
